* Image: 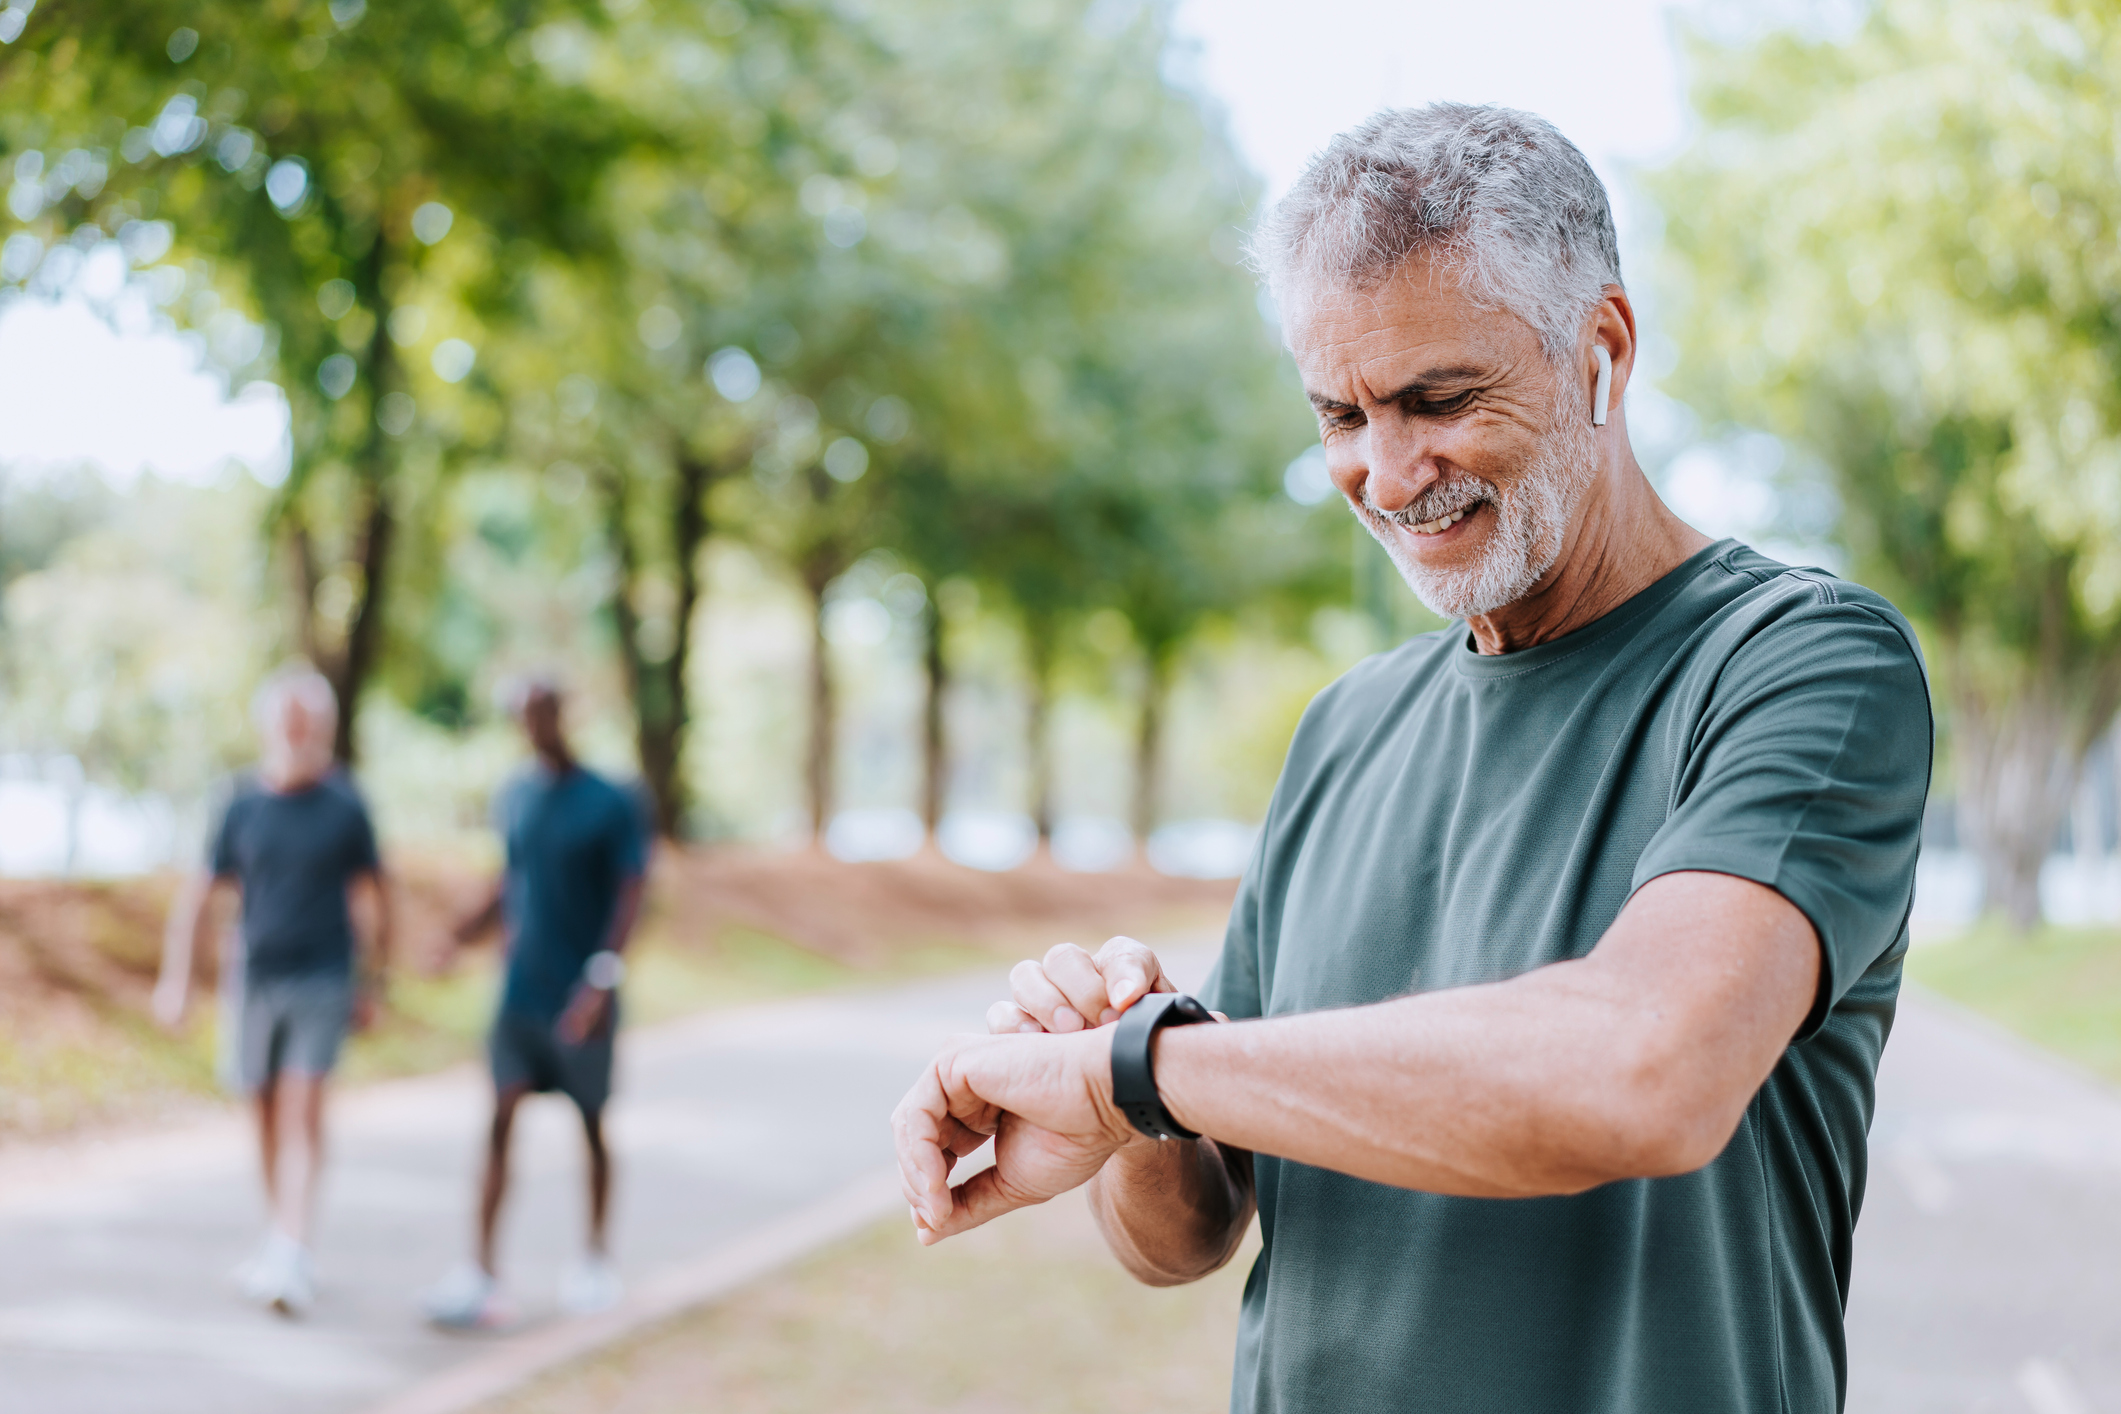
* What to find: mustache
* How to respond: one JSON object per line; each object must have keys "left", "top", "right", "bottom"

{"left": 1359, "top": 476, "right": 1497, "bottom": 528}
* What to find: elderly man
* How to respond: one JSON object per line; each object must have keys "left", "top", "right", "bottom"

{"left": 893, "top": 104, "right": 1930, "bottom": 1412}
{"left": 156, "top": 666, "right": 391, "bottom": 1317}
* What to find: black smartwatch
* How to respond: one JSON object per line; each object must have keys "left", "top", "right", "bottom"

{"left": 1110, "top": 992, "right": 1216, "bottom": 1141}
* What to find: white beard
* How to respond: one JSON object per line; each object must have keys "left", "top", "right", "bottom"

{"left": 1355, "top": 392, "right": 1598, "bottom": 621}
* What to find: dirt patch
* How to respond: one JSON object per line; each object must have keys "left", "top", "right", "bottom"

{"left": 0, "top": 848, "right": 1234, "bottom": 1141}
{"left": 646, "top": 846, "right": 1237, "bottom": 966}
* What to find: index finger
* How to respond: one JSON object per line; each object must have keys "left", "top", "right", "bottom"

{"left": 892, "top": 1050, "right": 1007, "bottom": 1231}
{"left": 1093, "top": 936, "right": 1170, "bottom": 1013}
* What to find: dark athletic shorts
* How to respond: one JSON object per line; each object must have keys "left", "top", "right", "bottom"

{"left": 489, "top": 1008, "right": 616, "bottom": 1116}
{"left": 221, "top": 972, "right": 354, "bottom": 1094}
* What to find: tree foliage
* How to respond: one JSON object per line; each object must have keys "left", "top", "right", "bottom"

{"left": 2, "top": 0, "right": 1331, "bottom": 851}
{"left": 1650, "top": 0, "right": 2121, "bottom": 924}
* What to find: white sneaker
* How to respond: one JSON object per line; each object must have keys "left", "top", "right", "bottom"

{"left": 270, "top": 1244, "right": 315, "bottom": 1319}
{"left": 557, "top": 1255, "right": 622, "bottom": 1316}
{"left": 421, "top": 1260, "right": 508, "bottom": 1330}
{"left": 234, "top": 1232, "right": 313, "bottom": 1318}
{"left": 231, "top": 1240, "right": 278, "bottom": 1305}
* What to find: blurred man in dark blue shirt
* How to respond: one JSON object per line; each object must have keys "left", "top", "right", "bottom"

{"left": 424, "top": 677, "right": 648, "bottom": 1328}
{"left": 155, "top": 666, "right": 391, "bottom": 1319}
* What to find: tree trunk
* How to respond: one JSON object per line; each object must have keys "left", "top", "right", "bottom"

{"left": 1949, "top": 607, "right": 2121, "bottom": 931}
{"left": 324, "top": 232, "right": 399, "bottom": 765}
{"left": 1131, "top": 651, "right": 1171, "bottom": 847}
{"left": 600, "top": 456, "right": 711, "bottom": 838}
{"left": 921, "top": 590, "right": 947, "bottom": 837}
{"left": 331, "top": 479, "right": 392, "bottom": 764}
{"left": 286, "top": 524, "right": 325, "bottom": 668}
{"left": 805, "top": 569, "right": 836, "bottom": 846}
{"left": 1026, "top": 627, "right": 1055, "bottom": 842}
{"left": 632, "top": 456, "right": 710, "bottom": 838}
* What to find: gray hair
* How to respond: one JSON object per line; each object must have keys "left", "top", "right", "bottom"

{"left": 1251, "top": 104, "right": 1622, "bottom": 363}
{"left": 252, "top": 663, "right": 338, "bottom": 734}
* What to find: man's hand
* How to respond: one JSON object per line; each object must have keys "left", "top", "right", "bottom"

{"left": 987, "top": 936, "right": 1174, "bottom": 1035}
{"left": 352, "top": 980, "right": 382, "bottom": 1034}
{"left": 893, "top": 1026, "right": 1145, "bottom": 1244}
{"left": 557, "top": 983, "right": 611, "bottom": 1045}
{"left": 151, "top": 972, "right": 188, "bottom": 1031}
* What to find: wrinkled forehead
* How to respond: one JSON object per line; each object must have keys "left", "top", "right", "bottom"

{"left": 263, "top": 699, "right": 326, "bottom": 747}
{"left": 1282, "top": 260, "right": 1544, "bottom": 391}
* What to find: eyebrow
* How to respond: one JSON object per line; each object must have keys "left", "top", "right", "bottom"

{"left": 1308, "top": 363, "right": 1487, "bottom": 413}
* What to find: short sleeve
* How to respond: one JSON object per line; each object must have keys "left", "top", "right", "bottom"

{"left": 207, "top": 787, "right": 241, "bottom": 877}
{"left": 491, "top": 774, "right": 524, "bottom": 863}
{"left": 1199, "top": 811, "right": 1272, "bottom": 1021}
{"left": 345, "top": 786, "right": 382, "bottom": 874}
{"left": 1631, "top": 593, "right": 1932, "bottom": 1033}
{"left": 615, "top": 784, "right": 651, "bottom": 878}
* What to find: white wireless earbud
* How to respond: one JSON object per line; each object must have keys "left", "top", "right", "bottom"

{"left": 1591, "top": 345, "right": 1612, "bottom": 427}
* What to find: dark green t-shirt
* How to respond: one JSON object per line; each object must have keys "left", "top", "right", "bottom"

{"left": 1202, "top": 541, "right": 1932, "bottom": 1414}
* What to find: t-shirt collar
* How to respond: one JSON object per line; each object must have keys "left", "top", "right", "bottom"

{"left": 1452, "top": 539, "right": 1737, "bottom": 680}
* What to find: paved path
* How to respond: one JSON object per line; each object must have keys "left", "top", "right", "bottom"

{"left": 2, "top": 957, "right": 2119, "bottom": 1414}
{"left": 1851, "top": 990, "right": 2121, "bottom": 1414}
{"left": 0, "top": 949, "right": 1134, "bottom": 1414}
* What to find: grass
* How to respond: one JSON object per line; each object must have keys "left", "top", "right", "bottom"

{"left": 0, "top": 1010, "right": 220, "bottom": 1135}
{"left": 1905, "top": 921, "right": 2121, "bottom": 1083}
{"left": 485, "top": 1186, "right": 1254, "bottom": 1414}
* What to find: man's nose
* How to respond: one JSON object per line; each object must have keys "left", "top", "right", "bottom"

{"left": 1352, "top": 420, "right": 1443, "bottom": 513}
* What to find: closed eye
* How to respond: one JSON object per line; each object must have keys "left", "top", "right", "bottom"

{"left": 1408, "top": 389, "right": 1478, "bottom": 417}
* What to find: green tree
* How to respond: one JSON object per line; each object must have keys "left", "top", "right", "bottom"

{"left": 861, "top": 0, "right": 1320, "bottom": 845}
{"left": 2, "top": 0, "right": 633, "bottom": 761}
{"left": 1651, "top": 0, "right": 2121, "bottom": 926}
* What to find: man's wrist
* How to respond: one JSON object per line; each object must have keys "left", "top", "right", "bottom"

{"left": 1110, "top": 993, "right": 1216, "bottom": 1141}
{"left": 1150, "top": 1024, "right": 1209, "bottom": 1139}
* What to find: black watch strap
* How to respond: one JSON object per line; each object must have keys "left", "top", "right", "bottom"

{"left": 1111, "top": 992, "right": 1215, "bottom": 1141}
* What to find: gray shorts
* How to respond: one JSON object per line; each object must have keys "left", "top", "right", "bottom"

{"left": 490, "top": 1009, "right": 616, "bottom": 1116}
{"left": 221, "top": 973, "right": 354, "bottom": 1094}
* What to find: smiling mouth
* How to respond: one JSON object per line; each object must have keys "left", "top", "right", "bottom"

{"left": 1399, "top": 501, "right": 1483, "bottom": 537}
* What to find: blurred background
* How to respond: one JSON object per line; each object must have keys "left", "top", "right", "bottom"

{"left": 6, "top": 0, "right": 2121, "bottom": 1410}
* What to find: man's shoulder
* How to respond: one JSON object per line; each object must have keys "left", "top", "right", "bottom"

{"left": 319, "top": 767, "right": 377, "bottom": 817}
{"left": 1696, "top": 543, "right": 1926, "bottom": 672}
{"left": 1316, "top": 629, "right": 1459, "bottom": 710}
{"left": 1285, "top": 630, "right": 1459, "bottom": 763}
{"left": 567, "top": 766, "right": 639, "bottom": 813}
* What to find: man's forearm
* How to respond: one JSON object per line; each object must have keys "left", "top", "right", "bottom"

{"left": 372, "top": 873, "right": 393, "bottom": 972}
{"left": 455, "top": 880, "right": 506, "bottom": 945}
{"left": 1087, "top": 1135, "right": 1255, "bottom": 1286}
{"left": 1151, "top": 873, "right": 1820, "bottom": 1199}
{"left": 159, "top": 875, "right": 216, "bottom": 984}
{"left": 599, "top": 876, "right": 645, "bottom": 954}
{"left": 352, "top": 870, "right": 392, "bottom": 980}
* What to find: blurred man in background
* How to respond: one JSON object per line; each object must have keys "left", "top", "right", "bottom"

{"left": 423, "top": 676, "right": 648, "bottom": 1329}
{"left": 155, "top": 665, "right": 392, "bottom": 1319}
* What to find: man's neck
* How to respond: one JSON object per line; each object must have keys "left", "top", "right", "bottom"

{"left": 1463, "top": 457, "right": 1711, "bottom": 655}
{"left": 536, "top": 748, "right": 576, "bottom": 777}
{"left": 262, "top": 761, "right": 331, "bottom": 794}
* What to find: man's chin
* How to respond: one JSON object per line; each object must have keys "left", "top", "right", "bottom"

{"left": 1387, "top": 542, "right": 1536, "bottom": 622}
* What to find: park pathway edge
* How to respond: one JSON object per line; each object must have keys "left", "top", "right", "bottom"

{"left": 360, "top": 1164, "right": 905, "bottom": 1414}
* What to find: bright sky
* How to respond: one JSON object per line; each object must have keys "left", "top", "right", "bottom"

{"left": 1171, "top": 0, "right": 1690, "bottom": 215}
{"left": 0, "top": 0, "right": 1695, "bottom": 490}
